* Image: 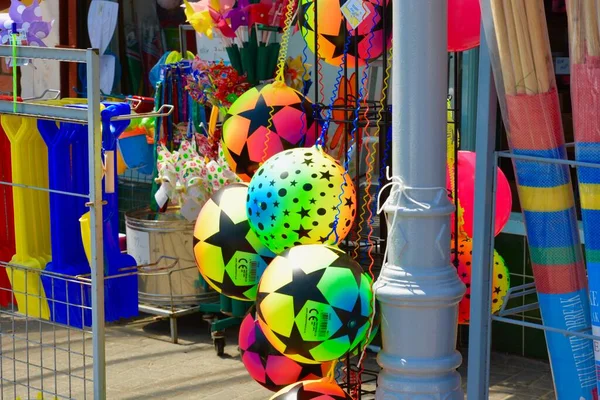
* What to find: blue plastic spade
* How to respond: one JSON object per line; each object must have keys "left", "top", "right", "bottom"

{"left": 100, "top": 103, "right": 139, "bottom": 320}
{"left": 38, "top": 119, "right": 91, "bottom": 328}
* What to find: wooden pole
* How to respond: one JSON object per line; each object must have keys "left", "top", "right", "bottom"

{"left": 584, "top": 0, "right": 600, "bottom": 56}
{"left": 502, "top": 0, "right": 525, "bottom": 94}
{"left": 524, "top": 0, "right": 551, "bottom": 93}
{"left": 490, "top": 0, "right": 516, "bottom": 95}
{"left": 511, "top": 0, "right": 539, "bottom": 95}
{"left": 567, "top": 0, "right": 584, "bottom": 64}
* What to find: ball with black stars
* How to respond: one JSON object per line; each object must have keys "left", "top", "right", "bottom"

{"left": 256, "top": 245, "right": 374, "bottom": 364}
{"left": 451, "top": 236, "right": 510, "bottom": 324}
{"left": 239, "top": 314, "right": 333, "bottom": 392}
{"left": 299, "top": 0, "right": 392, "bottom": 67}
{"left": 269, "top": 379, "right": 352, "bottom": 400}
{"left": 246, "top": 146, "right": 356, "bottom": 254}
{"left": 221, "top": 83, "right": 318, "bottom": 182}
{"left": 193, "top": 183, "right": 276, "bottom": 301}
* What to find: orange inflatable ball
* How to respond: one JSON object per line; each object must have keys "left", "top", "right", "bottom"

{"left": 452, "top": 236, "right": 510, "bottom": 325}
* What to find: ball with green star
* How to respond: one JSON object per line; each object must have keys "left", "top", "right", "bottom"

{"left": 246, "top": 146, "right": 356, "bottom": 254}
{"left": 256, "top": 245, "right": 374, "bottom": 364}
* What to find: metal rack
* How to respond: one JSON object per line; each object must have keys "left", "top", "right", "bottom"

{"left": 0, "top": 45, "right": 172, "bottom": 400}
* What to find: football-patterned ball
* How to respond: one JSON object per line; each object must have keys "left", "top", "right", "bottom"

{"left": 193, "top": 183, "right": 276, "bottom": 301}
{"left": 452, "top": 236, "right": 510, "bottom": 324}
{"left": 239, "top": 315, "right": 333, "bottom": 392}
{"left": 256, "top": 245, "right": 374, "bottom": 364}
{"left": 270, "top": 379, "right": 352, "bottom": 400}
{"left": 298, "top": 0, "right": 392, "bottom": 67}
{"left": 246, "top": 146, "right": 356, "bottom": 254}
{"left": 221, "top": 83, "right": 317, "bottom": 182}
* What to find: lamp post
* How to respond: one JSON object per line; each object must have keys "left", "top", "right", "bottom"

{"left": 373, "top": 1, "right": 466, "bottom": 398}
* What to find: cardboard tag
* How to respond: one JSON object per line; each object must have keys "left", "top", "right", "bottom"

{"left": 341, "top": 0, "right": 371, "bottom": 30}
{"left": 154, "top": 184, "right": 169, "bottom": 208}
{"left": 180, "top": 198, "right": 202, "bottom": 222}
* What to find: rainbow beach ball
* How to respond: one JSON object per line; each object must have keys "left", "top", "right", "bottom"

{"left": 299, "top": 0, "right": 392, "bottom": 67}
{"left": 222, "top": 83, "right": 318, "bottom": 182}
{"left": 247, "top": 146, "right": 356, "bottom": 254}
{"left": 193, "top": 183, "right": 276, "bottom": 301}
{"left": 239, "top": 314, "right": 333, "bottom": 392}
{"left": 256, "top": 245, "right": 374, "bottom": 364}
{"left": 270, "top": 379, "right": 352, "bottom": 400}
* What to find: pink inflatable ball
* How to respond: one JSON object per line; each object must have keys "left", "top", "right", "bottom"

{"left": 448, "top": 0, "right": 481, "bottom": 52}
{"left": 448, "top": 151, "right": 512, "bottom": 238}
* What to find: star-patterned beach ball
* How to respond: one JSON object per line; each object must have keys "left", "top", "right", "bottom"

{"left": 221, "top": 83, "right": 318, "bottom": 182}
{"left": 298, "top": 0, "right": 392, "bottom": 67}
{"left": 246, "top": 146, "right": 356, "bottom": 255}
{"left": 239, "top": 314, "right": 333, "bottom": 392}
{"left": 193, "top": 183, "right": 276, "bottom": 301}
{"left": 451, "top": 236, "right": 510, "bottom": 324}
{"left": 270, "top": 379, "right": 352, "bottom": 400}
{"left": 256, "top": 245, "right": 374, "bottom": 364}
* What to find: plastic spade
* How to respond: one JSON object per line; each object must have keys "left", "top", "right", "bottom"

{"left": 0, "top": 95, "right": 17, "bottom": 307}
{"left": 38, "top": 118, "right": 91, "bottom": 328}
{"left": 100, "top": 103, "right": 139, "bottom": 320}
{"left": 2, "top": 114, "right": 50, "bottom": 319}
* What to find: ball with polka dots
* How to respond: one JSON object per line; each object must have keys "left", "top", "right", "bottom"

{"left": 452, "top": 236, "right": 510, "bottom": 324}
{"left": 246, "top": 147, "right": 356, "bottom": 254}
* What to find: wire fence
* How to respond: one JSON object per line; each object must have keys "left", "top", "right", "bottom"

{"left": 0, "top": 264, "right": 94, "bottom": 400}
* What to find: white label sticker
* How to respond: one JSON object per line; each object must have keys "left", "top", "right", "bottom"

{"left": 154, "top": 184, "right": 169, "bottom": 208}
{"left": 125, "top": 228, "right": 150, "bottom": 266}
{"left": 341, "top": 0, "right": 371, "bottom": 30}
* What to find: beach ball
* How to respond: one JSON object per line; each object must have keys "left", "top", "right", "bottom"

{"left": 239, "top": 315, "right": 333, "bottom": 392}
{"left": 448, "top": 0, "right": 481, "bottom": 52}
{"left": 270, "top": 379, "right": 352, "bottom": 400}
{"left": 247, "top": 147, "right": 356, "bottom": 254}
{"left": 222, "top": 83, "right": 318, "bottom": 182}
{"left": 449, "top": 150, "right": 512, "bottom": 238}
{"left": 299, "top": 0, "right": 392, "bottom": 67}
{"left": 257, "top": 245, "right": 374, "bottom": 364}
{"left": 193, "top": 183, "right": 276, "bottom": 301}
{"left": 452, "top": 236, "right": 510, "bottom": 324}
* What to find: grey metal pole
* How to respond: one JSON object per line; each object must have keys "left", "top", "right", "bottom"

{"left": 86, "top": 48, "right": 107, "bottom": 400}
{"left": 466, "top": 27, "right": 498, "bottom": 400}
{"left": 460, "top": 47, "right": 480, "bottom": 151}
{"left": 373, "top": 1, "right": 465, "bottom": 398}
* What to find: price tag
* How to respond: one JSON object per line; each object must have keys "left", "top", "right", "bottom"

{"left": 341, "top": 0, "right": 371, "bottom": 30}
{"left": 154, "top": 184, "right": 169, "bottom": 208}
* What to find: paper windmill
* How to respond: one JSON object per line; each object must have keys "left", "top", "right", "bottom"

{"left": 0, "top": 0, "right": 54, "bottom": 47}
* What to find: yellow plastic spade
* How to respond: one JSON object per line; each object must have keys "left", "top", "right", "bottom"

{"left": 2, "top": 114, "right": 50, "bottom": 319}
{"left": 80, "top": 212, "right": 91, "bottom": 265}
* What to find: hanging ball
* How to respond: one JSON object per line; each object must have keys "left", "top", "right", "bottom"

{"left": 448, "top": 0, "right": 481, "bottom": 52}
{"left": 193, "top": 183, "right": 276, "bottom": 301}
{"left": 257, "top": 245, "right": 374, "bottom": 364}
{"left": 449, "top": 150, "right": 512, "bottom": 238}
{"left": 452, "top": 236, "right": 510, "bottom": 325}
{"left": 247, "top": 146, "right": 356, "bottom": 254}
{"left": 299, "top": 0, "right": 392, "bottom": 67}
{"left": 239, "top": 315, "right": 333, "bottom": 392}
{"left": 270, "top": 379, "right": 352, "bottom": 400}
{"left": 222, "top": 83, "right": 317, "bottom": 182}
